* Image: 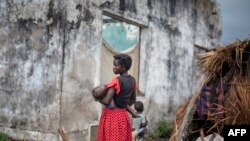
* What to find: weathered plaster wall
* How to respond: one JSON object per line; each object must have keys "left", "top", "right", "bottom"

{"left": 0, "top": 0, "right": 62, "bottom": 140}
{"left": 0, "top": 0, "right": 221, "bottom": 140}
{"left": 139, "top": 0, "right": 221, "bottom": 124}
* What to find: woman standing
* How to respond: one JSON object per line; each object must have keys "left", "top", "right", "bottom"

{"left": 94, "top": 54, "right": 137, "bottom": 141}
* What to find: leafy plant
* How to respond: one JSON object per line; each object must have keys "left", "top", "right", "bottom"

{"left": 152, "top": 120, "right": 173, "bottom": 138}
{"left": 0, "top": 132, "right": 9, "bottom": 141}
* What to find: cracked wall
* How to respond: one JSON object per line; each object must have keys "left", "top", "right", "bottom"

{"left": 0, "top": 0, "right": 221, "bottom": 140}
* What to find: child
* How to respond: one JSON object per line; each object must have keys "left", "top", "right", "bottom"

{"left": 93, "top": 54, "right": 137, "bottom": 141}
{"left": 92, "top": 84, "right": 116, "bottom": 108}
{"left": 92, "top": 84, "right": 107, "bottom": 100}
{"left": 132, "top": 101, "right": 147, "bottom": 141}
{"left": 92, "top": 84, "right": 137, "bottom": 115}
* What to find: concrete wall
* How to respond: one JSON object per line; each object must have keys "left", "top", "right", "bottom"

{"left": 0, "top": 0, "right": 221, "bottom": 140}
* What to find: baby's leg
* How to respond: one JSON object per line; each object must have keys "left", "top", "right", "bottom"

{"left": 132, "top": 130, "right": 138, "bottom": 141}
{"left": 108, "top": 98, "right": 116, "bottom": 108}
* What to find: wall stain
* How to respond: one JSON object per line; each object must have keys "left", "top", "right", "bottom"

{"left": 167, "top": 96, "right": 174, "bottom": 114}
{"left": 99, "top": 1, "right": 114, "bottom": 9}
{"left": 10, "top": 117, "right": 28, "bottom": 128}
{"left": 119, "top": 0, "right": 137, "bottom": 13}
{"left": 147, "top": 0, "right": 153, "bottom": 9}
{"left": 169, "top": 0, "right": 176, "bottom": 17}
{"left": 17, "top": 18, "right": 37, "bottom": 33}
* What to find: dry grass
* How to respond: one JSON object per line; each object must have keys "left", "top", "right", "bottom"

{"left": 197, "top": 39, "right": 250, "bottom": 83}
{"left": 170, "top": 38, "right": 250, "bottom": 141}
{"left": 208, "top": 75, "right": 250, "bottom": 125}
{"left": 169, "top": 98, "right": 190, "bottom": 141}
{"left": 169, "top": 97, "right": 191, "bottom": 141}
{"left": 169, "top": 91, "right": 201, "bottom": 141}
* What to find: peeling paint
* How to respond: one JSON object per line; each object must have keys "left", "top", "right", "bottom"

{"left": 0, "top": 0, "right": 221, "bottom": 140}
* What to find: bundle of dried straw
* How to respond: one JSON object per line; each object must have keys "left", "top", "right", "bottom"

{"left": 197, "top": 39, "right": 250, "bottom": 83}
{"left": 208, "top": 75, "right": 250, "bottom": 125}
{"left": 170, "top": 38, "right": 250, "bottom": 141}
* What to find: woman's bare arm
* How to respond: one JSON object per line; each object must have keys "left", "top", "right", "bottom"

{"left": 126, "top": 105, "right": 138, "bottom": 118}
{"left": 98, "top": 87, "right": 115, "bottom": 105}
{"left": 128, "top": 90, "right": 136, "bottom": 106}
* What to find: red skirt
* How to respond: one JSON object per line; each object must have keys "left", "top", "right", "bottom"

{"left": 97, "top": 108, "right": 132, "bottom": 141}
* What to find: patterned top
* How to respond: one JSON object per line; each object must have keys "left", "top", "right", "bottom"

{"left": 196, "top": 80, "right": 224, "bottom": 118}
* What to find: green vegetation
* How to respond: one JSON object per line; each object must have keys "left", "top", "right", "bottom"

{"left": 155, "top": 120, "right": 173, "bottom": 138}
{"left": 0, "top": 132, "right": 9, "bottom": 141}
{"left": 147, "top": 119, "right": 173, "bottom": 139}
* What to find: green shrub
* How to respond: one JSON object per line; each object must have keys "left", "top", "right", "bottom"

{"left": 153, "top": 120, "right": 173, "bottom": 138}
{"left": 0, "top": 132, "right": 9, "bottom": 141}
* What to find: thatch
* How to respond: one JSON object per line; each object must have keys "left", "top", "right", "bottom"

{"left": 170, "top": 38, "right": 250, "bottom": 141}
{"left": 200, "top": 38, "right": 250, "bottom": 126}
{"left": 208, "top": 74, "right": 250, "bottom": 125}
{"left": 169, "top": 81, "right": 203, "bottom": 141}
{"left": 169, "top": 93, "right": 199, "bottom": 141}
{"left": 197, "top": 38, "right": 250, "bottom": 83}
{"left": 168, "top": 96, "right": 191, "bottom": 141}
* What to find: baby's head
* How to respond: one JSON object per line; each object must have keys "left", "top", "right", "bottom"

{"left": 92, "top": 84, "right": 108, "bottom": 100}
{"left": 134, "top": 101, "right": 144, "bottom": 113}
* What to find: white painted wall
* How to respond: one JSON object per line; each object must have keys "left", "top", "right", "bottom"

{"left": 0, "top": 0, "right": 221, "bottom": 140}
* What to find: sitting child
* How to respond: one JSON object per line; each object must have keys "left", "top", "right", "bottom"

{"left": 132, "top": 101, "right": 148, "bottom": 141}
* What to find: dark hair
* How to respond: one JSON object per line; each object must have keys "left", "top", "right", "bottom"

{"left": 113, "top": 54, "right": 132, "bottom": 70}
{"left": 134, "top": 101, "right": 144, "bottom": 113}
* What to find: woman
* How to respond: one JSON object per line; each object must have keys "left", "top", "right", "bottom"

{"left": 93, "top": 54, "right": 137, "bottom": 141}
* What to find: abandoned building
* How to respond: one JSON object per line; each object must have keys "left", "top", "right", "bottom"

{"left": 0, "top": 0, "right": 221, "bottom": 140}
